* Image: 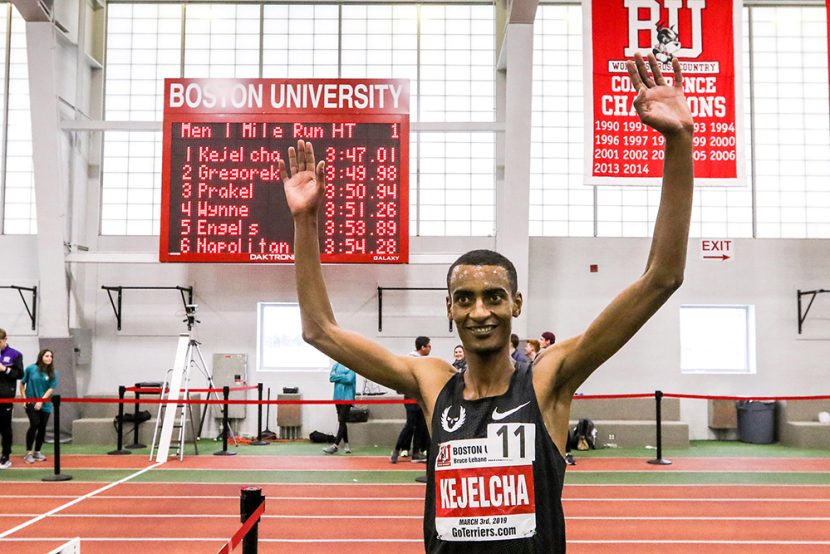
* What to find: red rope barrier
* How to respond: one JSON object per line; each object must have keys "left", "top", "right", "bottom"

{"left": 124, "top": 387, "right": 164, "bottom": 394}
{"left": 664, "top": 393, "right": 830, "bottom": 401}
{"left": 229, "top": 385, "right": 258, "bottom": 392}
{"left": 124, "top": 386, "right": 257, "bottom": 394}
{"left": 0, "top": 397, "right": 419, "bottom": 405}
{"left": 216, "top": 500, "right": 265, "bottom": 554}
{"left": 3, "top": 392, "right": 829, "bottom": 406}
{"left": 0, "top": 398, "right": 52, "bottom": 404}
{"left": 573, "top": 393, "right": 655, "bottom": 400}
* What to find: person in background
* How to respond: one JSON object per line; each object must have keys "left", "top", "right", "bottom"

{"left": 323, "top": 361, "right": 356, "bottom": 454}
{"left": 21, "top": 349, "right": 58, "bottom": 464}
{"left": 540, "top": 331, "right": 556, "bottom": 350}
{"left": 524, "top": 339, "right": 541, "bottom": 362}
{"left": 0, "top": 328, "right": 24, "bottom": 469}
{"left": 510, "top": 333, "right": 531, "bottom": 365}
{"left": 390, "top": 336, "right": 431, "bottom": 464}
{"left": 451, "top": 345, "right": 466, "bottom": 371}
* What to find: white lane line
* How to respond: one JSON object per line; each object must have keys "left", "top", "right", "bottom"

{"left": 567, "top": 540, "right": 830, "bottom": 545}
{"left": 0, "top": 537, "right": 425, "bottom": 543}
{"left": 263, "top": 539, "right": 830, "bottom": 545}
{"left": 565, "top": 516, "right": 830, "bottom": 521}
{"left": 2, "top": 514, "right": 829, "bottom": 522}
{"left": 565, "top": 483, "right": 830, "bottom": 487}
{"left": 0, "top": 495, "right": 425, "bottom": 501}
{"left": 0, "top": 537, "right": 227, "bottom": 542}
{"left": 3, "top": 537, "right": 830, "bottom": 545}
{"left": 564, "top": 498, "right": 830, "bottom": 502}
{"left": 4, "top": 494, "right": 830, "bottom": 502}
{"left": 0, "top": 481, "right": 425, "bottom": 486}
{"left": 0, "top": 462, "right": 163, "bottom": 539}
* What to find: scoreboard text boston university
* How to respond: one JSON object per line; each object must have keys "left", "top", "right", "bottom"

{"left": 160, "top": 79, "right": 410, "bottom": 263}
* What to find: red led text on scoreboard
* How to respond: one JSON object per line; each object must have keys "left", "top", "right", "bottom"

{"left": 160, "top": 78, "right": 409, "bottom": 263}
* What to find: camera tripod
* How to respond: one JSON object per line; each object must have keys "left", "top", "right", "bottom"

{"left": 150, "top": 307, "right": 237, "bottom": 462}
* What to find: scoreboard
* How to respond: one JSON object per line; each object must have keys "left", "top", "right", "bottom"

{"left": 160, "top": 79, "right": 409, "bottom": 263}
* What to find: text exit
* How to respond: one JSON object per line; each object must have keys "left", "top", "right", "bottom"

{"left": 700, "top": 239, "right": 733, "bottom": 262}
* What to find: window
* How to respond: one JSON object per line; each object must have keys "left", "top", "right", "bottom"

{"left": 256, "top": 303, "right": 329, "bottom": 370}
{"left": 680, "top": 305, "right": 756, "bottom": 374}
{"left": 102, "top": 3, "right": 182, "bottom": 235}
{"left": 531, "top": 3, "right": 829, "bottom": 239}
{"left": 751, "top": 6, "right": 830, "bottom": 238}
{"left": 184, "top": 4, "right": 261, "bottom": 78}
{"left": 102, "top": 3, "right": 496, "bottom": 237}
{"left": 263, "top": 4, "right": 339, "bottom": 78}
{"left": 3, "top": 7, "right": 35, "bottom": 234}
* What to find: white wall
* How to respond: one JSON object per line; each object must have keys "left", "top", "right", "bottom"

{"left": 2, "top": 233, "right": 828, "bottom": 439}
{"left": 528, "top": 237, "right": 830, "bottom": 439}
{"left": 0, "top": 236, "right": 41, "bottom": 359}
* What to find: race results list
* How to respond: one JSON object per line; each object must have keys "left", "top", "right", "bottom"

{"left": 164, "top": 119, "right": 407, "bottom": 263}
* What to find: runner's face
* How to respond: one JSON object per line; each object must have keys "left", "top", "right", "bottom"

{"left": 447, "top": 264, "right": 521, "bottom": 355}
{"left": 453, "top": 347, "right": 464, "bottom": 361}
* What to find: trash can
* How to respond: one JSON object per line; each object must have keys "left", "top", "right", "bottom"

{"left": 736, "top": 401, "right": 776, "bottom": 444}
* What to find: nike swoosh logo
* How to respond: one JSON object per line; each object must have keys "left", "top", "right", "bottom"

{"left": 492, "top": 401, "right": 530, "bottom": 421}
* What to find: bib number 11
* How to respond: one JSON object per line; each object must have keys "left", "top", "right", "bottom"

{"left": 487, "top": 423, "right": 535, "bottom": 462}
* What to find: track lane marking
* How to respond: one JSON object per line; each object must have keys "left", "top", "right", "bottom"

{"left": 2, "top": 514, "right": 829, "bottom": 521}
{"left": 3, "top": 537, "right": 830, "bottom": 545}
{"left": 8, "top": 495, "right": 830, "bottom": 501}
{"left": 0, "top": 462, "right": 163, "bottom": 540}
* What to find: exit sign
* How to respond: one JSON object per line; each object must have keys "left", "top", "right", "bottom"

{"left": 700, "top": 239, "right": 733, "bottom": 262}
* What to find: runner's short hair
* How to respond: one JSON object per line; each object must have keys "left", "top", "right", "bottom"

{"left": 415, "top": 336, "right": 431, "bottom": 350}
{"left": 446, "top": 249, "right": 518, "bottom": 295}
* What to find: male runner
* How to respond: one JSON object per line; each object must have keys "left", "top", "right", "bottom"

{"left": 280, "top": 53, "right": 693, "bottom": 552}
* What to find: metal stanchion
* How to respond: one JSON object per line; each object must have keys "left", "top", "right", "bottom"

{"left": 647, "top": 390, "right": 672, "bottom": 466}
{"left": 108, "top": 385, "right": 131, "bottom": 455}
{"left": 250, "top": 383, "right": 268, "bottom": 446}
{"left": 214, "top": 386, "right": 237, "bottom": 456}
{"left": 241, "top": 486, "right": 264, "bottom": 554}
{"left": 43, "top": 395, "right": 73, "bottom": 481}
{"left": 127, "top": 383, "right": 146, "bottom": 449}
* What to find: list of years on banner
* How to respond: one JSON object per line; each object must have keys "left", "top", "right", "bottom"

{"left": 592, "top": 62, "right": 737, "bottom": 179}
{"left": 167, "top": 120, "right": 404, "bottom": 262}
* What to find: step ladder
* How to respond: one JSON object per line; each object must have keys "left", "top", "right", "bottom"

{"left": 149, "top": 370, "right": 199, "bottom": 461}
{"left": 149, "top": 334, "right": 197, "bottom": 462}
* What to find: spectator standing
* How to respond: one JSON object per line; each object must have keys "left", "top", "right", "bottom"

{"left": 540, "top": 331, "right": 556, "bottom": 349}
{"left": 510, "top": 334, "right": 531, "bottom": 365}
{"left": 0, "top": 329, "right": 24, "bottom": 469}
{"left": 451, "top": 345, "right": 466, "bottom": 371}
{"left": 390, "top": 336, "right": 431, "bottom": 463}
{"left": 21, "top": 349, "right": 58, "bottom": 464}
{"left": 524, "top": 339, "right": 541, "bottom": 362}
{"left": 323, "top": 361, "right": 356, "bottom": 454}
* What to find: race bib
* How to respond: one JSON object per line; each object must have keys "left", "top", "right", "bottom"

{"left": 435, "top": 423, "right": 536, "bottom": 541}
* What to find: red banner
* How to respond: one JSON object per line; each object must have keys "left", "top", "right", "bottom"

{"left": 584, "top": 0, "right": 745, "bottom": 185}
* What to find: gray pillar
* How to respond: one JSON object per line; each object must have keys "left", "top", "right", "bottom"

{"left": 39, "top": 337, "right": 77, "bottom": 440}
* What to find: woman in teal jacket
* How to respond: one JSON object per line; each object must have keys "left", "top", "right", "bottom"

{"left": 20, "top": 349, "right": 58, "bottom": 464}
{"left": 323, "top": 362, "right": 356, "bottom": 455}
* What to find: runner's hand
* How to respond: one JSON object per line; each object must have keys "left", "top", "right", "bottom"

{"left": 626, "top": 53, "right": 693, "bottom": 137}
{"left": 279, "top": 139, "right": 327, "bottom": 217}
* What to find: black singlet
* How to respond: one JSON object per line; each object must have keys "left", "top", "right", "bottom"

{"left": 424, "top": 363, "right": 567, "bottom": 553}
